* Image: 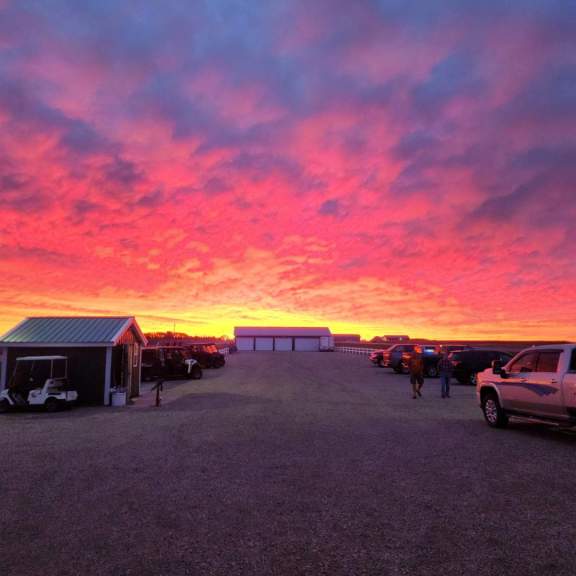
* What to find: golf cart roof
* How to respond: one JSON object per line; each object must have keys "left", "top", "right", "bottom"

{"left": 16, "top": 356, "right": 67, "bottom": 361}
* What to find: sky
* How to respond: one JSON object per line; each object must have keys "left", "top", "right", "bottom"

{"left": 0, "top": 0, "right": 575, "bottom": 340}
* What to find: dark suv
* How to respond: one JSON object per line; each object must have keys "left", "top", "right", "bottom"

{"left": 400, "top": 345, "right": 442, "bottom": 377}
{"left": 449, "top": 349, "right": 513, "bottom": 385}
{"left": 186, "top": 343, "right": 226, "bottom": 369}
{"left": 141, "top": 347, "right": 203, "bottom": 381}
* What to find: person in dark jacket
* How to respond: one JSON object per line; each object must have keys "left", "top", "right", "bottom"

{"left": 409, "top": 348, "right": 424, "bottom": 399}
{"left": 438, "top": 353, "right": 453, "bottom": 398}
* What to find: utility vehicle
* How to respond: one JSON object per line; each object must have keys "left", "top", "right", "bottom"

{"left": 0, "top": 356, "right": 78, "bottom": 412}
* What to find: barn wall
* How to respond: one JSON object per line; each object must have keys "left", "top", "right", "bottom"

{"left": 235, "top": 335, "right": 323, "bottom": 351}
{"left": 6, "top": 347, "right": 107, "bottom": 405}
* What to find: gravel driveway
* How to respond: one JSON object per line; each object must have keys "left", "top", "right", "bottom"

{"left": 1, "top": 352, "right": 575, "bottom": 576}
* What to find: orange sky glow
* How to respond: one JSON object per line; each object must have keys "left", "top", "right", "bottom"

{"left": 0, "top": 1, "right": 575, "bottom": 341}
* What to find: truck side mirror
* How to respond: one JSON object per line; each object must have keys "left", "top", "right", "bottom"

{"left": 492, "top": 360, "right": 503, "bottom": 375}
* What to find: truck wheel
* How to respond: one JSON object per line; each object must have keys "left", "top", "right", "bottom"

{"left": 481, "top": 392, "right": 508, "bottom": 428}
{"left": 426, "top": 365, "right": 439, "bottom": 378}
{"left": 470, "top": 373, "right": 479, "bottom": 386}
{"left": 44, "top": 398, "right": 60, "bottom": 413}
{"left": 0, "top": 399, "right": 10, "bottom": 413}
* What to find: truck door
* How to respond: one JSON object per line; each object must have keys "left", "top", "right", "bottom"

{"left": 527, "top": 350, "right": 565, "bottom": 418}
{"left": 499, "top": 351, "right": 538, "bottom": 413}
{"left": 561, "top": 349, "right": 576, "bottom": 414}
{"left": 502, "top": 350, "right": 564, "bottom": 417}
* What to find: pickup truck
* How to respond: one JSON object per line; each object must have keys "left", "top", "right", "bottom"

{"left": 369, "top": 348, "right": 390, "bottom": 366}
{"left": 476, "top": 344, "right": 576, "bottom": 428}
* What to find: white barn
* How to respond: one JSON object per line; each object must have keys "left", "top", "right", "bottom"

{"left": 234, "top": 327, "right": 333, "bottom": 352}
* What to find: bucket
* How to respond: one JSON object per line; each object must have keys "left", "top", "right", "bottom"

{"left": 111, "top": 390, "right": 127, "bottom": 407}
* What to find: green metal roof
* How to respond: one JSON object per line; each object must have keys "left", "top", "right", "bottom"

{"left": 0, "top": 317, "right": 144, "bottom": 345}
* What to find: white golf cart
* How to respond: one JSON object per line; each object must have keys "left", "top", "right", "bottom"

{"left": 0, "top": 356, "right": 78, "bottom": 413}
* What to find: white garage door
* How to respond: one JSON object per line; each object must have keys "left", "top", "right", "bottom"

{"left": 255, "top": 337, "right": 274, "bottom": 351}
{"left": 274, "top": 337, "right": 292, "bottom": 351}
{"left": 236, "top": 337, "right": 254, "bottom": 351}
{"left": 294, "top": 338, "right": 320, "bottom": 351}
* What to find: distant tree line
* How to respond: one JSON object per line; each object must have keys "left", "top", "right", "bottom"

{"left": 144, "top": 331, "right": 232, "bottom": 345}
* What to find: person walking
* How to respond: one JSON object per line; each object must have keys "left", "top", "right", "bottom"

{"left": 438, "top": 352, "right": 453, "bottom": 398}
{"left": 408, "top": 347, "right": 424, "bottom": 399}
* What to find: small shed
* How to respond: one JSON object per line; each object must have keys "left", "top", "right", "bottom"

{"left": 234, "top": 327, "right": 332, "bottom": 351}
{"left": 0, "top": 316, "right": 147, "bottom": 405}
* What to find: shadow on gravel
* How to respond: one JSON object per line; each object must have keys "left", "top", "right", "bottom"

{"left": 504, "top": 421, "right": 576, "bottom": 444}
{"left": 142, "top": 392, "right": 274, "bottom": 413}
{"left": 0, "top": 406, "right": 105, "bottom": 421}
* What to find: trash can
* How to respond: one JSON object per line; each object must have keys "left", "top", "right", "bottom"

{"left": 111, "top": 389, "right": 127, "bottom": 407}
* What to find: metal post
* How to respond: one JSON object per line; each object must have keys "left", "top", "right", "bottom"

{"left": 104, "top": 346, "right": 112, "bottom": 406}
{"left": 154, "top": 380, "right": 164, "bottom": 407}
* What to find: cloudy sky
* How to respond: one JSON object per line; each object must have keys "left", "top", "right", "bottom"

{"left": 0, "top": 0, "right": 575, "bottom": 339}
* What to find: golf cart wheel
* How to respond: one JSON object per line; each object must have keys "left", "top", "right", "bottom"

{"left": 44, "top": 398, "right": 60, "bottom": 413}
{"left": 191, "top": 366, "right": 203, "bottom": 380}
{"left": 481, "top": 392, "right": 508, "bottom": 429}
{"left": 0, "top": 399, "right": 10, "bottom": 413}
{"left": 426, "top": 365, "right": 439, "bottom": 378}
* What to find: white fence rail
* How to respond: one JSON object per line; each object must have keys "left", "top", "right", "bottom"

{"left": 335, "top": 346, "right": 380, "bottom": 355}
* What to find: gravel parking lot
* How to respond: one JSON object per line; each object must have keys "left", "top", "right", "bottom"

{"left": 2, "top": 352, "right": 576, "bottom": 576}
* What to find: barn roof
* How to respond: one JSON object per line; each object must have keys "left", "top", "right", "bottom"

{"left": 0, "top": 316, "right": 147, "bottom": 347}
{"left": 234, "top": 327, "right": 331, "bottom": 337}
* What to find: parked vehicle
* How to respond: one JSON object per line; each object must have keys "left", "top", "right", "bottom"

{"left": 477, "top": 344, "right": 576, "bottom": 428}
{"left": 449, "top": 349, "right": 513, "bottom": 385}
{"left": 381, "top": 344, "right": 418, "bottom": 372}
{"left": 0, "top": 356, "right": 78, "bottom": 412}
{"left": 439, "top": 344, "right": 471, "bottom": 355}
{"left": 400, "top": 345, "right": 442, "bottom": 377}
{"left": 369, "top": 348, "right": 391, "bottom": 366}
{"left": 186, "top": 343, "right": 226, "bottom": 369}
{"left": 141, "top": 347, "right": 203, "bottom": 381}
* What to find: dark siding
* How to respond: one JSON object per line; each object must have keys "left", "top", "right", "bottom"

{"left": 117, "top": 327, "right": 138, "bottom": 345}
{"left": 6, "top": 347, "right": 107, "bottom": 405}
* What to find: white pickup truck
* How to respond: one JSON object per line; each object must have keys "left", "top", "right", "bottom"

{"left": 477, "top": 344, "right": 576, "bottom": 428}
